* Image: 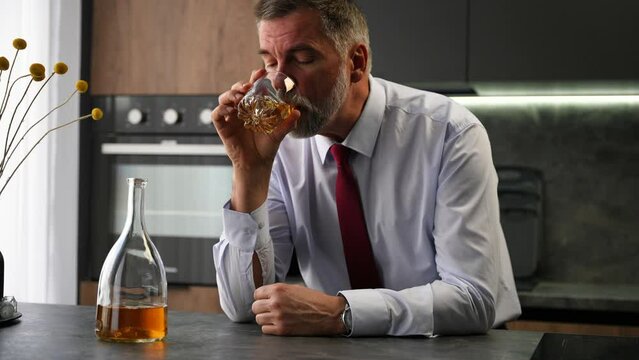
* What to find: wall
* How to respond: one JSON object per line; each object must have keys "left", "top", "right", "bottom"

{"left": 465, "top": 99, "right": 639, "bottom": 284}
{"left": 90, "top": 0, "right": 261, "bottom": 95}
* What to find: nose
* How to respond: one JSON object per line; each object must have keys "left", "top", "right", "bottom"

{"left": 273, "top": 61, "right": 295, "bottom": 76}
{"left": 273, "top": 66, "right": 296, "bottom": 90}
{"left": 274, "top": 62, "right": 287, "bottom": 74}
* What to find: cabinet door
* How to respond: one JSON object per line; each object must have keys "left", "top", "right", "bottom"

{"left": 355, "top": 0, "right": 467, "bottom": 88}
{"left": 469, "top": 0, "right": 639, "bottom": 82}
{"left": 91, "top": 0, "right": 262, "bottom": 95}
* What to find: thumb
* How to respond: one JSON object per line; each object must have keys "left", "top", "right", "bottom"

{"left": 249, "top": 68, "right": 267, "bottom": 84}
{"left": 271, "top": 108, "right": 300, "bottom": 141}
{"left": 254, "top": 284, "right": 272, "bottom": 300}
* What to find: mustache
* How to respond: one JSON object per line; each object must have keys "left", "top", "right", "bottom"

{"left": 283, "top": 92, "right": 315, "bottom": 112}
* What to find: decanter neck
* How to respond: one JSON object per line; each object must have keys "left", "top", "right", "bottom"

{"left": 124, "top": 178, "right": 147, "bottom": 234}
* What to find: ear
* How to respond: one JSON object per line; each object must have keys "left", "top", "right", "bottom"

{"left": 348, "top": 43, "right": 368, "bottom": 83}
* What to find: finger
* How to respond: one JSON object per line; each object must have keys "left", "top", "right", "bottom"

{"left": 254, "top": 312, "right": 274, "bottom": 326}
{"left": 212, "top": 103, "right": 236, "bottom": 119}
{"left": 254, "top": 285, "right": 271, "bottom": 300}
{"left": 249, "top": 68, "right": 267, "bottom": 84}
{"left": 211, "top": 110, "right": 230, "bottom": 136}
{"left": 211, "top": 105, "right": 237, "bottom": 132}
{"left": 251, "top": 299, "right": 271, "bottom": 315}
{"left": 230, "top": 81, "right": 250, "bottom": 93}
{"left": 217, "top": 91, "right": 234, "bottom": 107}
{"left": 218, "top": 89, "right": 246, "bottom": 108}
{"left": 261, "top": 324, "right": 284, "bottom": 336}
{"left": 211, "top": 103, "right": 246, "bottom": 136}
{"left": 284, "top": 108, "right": 301, "bottom": 129}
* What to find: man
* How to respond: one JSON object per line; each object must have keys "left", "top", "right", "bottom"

{"left": 212, "top": 0, "right": 521, "bottom": 337}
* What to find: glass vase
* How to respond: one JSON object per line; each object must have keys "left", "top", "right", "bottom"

{"left": 95, "top": 178, "right": 167, "bottom": 342}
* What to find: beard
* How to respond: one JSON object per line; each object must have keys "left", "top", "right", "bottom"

{"left": 285, "top": 66, "right": 350, "bottom": 138}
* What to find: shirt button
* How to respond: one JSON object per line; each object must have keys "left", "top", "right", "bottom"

{"left": 258, "top": 222, "right": 265, "bottom": 229}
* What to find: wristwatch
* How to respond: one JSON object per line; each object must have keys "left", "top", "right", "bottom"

{"left": 341, "top": 301, "right": 353, "bottom": 336}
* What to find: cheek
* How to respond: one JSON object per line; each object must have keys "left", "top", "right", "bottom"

{"left": 296, "top": 71, "right": 339, "bottom": 101}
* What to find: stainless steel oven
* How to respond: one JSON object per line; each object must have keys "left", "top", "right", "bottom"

{"left": 87, "top": 96, "right": 230, "bottom": 286}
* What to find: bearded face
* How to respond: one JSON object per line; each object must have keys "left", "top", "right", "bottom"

{"left": 285, "top": 63, "right": 350, "bottom": 138}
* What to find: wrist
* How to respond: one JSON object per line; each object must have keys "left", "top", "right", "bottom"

{"left": 230, "top": 167, "right": 271, "bottom": 213}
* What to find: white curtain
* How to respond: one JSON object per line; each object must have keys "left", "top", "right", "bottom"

{"left": 0, "top": 0, "right": 81, "bottom": 304}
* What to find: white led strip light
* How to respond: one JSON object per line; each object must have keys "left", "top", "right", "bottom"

{"left": 450, "top": 95, "right": 639, "bottom": 106}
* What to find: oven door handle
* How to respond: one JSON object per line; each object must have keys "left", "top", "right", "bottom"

{"left": 101, "top": 142, "right": 227, "bottom": 156}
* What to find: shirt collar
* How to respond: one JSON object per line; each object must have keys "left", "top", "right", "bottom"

{"left": 316, "top": 75, "right": 386, "bottom": 164}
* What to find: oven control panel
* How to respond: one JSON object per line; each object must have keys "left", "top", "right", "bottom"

{"left": 92, "top": 95, "right": 219, "bottom": 134}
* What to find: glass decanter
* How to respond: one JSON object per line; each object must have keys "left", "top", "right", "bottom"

{"left": 95, "top": 178, "right": 167, "bottom": 342}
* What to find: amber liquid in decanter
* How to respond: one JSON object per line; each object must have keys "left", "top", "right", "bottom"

{"left": 95, "top": 305, "right": 167, "bottom": 342}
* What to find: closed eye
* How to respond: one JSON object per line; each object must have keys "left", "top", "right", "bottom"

{"left": 294, "top": 55, "right": 314, "bottom": 65}
{"left": 290, "top": 48, "right": 318, "bottom": 65}
{"left": 258, "top": 45, "right": 321, "bottom": 69}
{"left": 264, "top": 62, "right": 277, "bottom": 71}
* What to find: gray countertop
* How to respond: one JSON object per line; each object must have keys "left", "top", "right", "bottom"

{"left": 518, "top": 281, "right": 639, "bottom": 313}
{"left": 0, "top": 303, "right": 543, "bottom": 360}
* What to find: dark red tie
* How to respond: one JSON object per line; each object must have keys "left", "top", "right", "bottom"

{"left": 330, "top": 144, "right": 381, "bottom": 289}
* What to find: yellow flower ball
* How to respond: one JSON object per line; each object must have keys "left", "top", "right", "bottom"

{"left": 54, "top": 62, "right": 68, "bottom": 75}
{"left": 29, "top": 63, "right": 46, "bottom": 81}
{"left": 91, "top": 108, "right": 104, "bottom": 121}
{"left": 75, "top": 80, "right": 89, "bottom": 93}
{"left": 0, "top": 56, "right": 9, "bottom": 71}
{"left": 12, "top": 38, "right": 27, "bottom": 50}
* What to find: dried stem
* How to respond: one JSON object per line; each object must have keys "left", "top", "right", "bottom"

{"left": 6, "top": 73, "right": 55, "bottom": 157}
{"left": 0, "top": 50, "right": 19, "bottom": 118}
{"left": 0, "top": 114, "right": 92, "bottom": 197}
{"left": 0, "top": 74, "right": 31, "bottom": 121}
{"left": 1, "top": 89, "right": 78, "bottom": 175}
{"left": 0, "top": 75, "right": 32, "bottom": 173}
{"left": 3, "top": 78, "right": 33, "bottom": 157}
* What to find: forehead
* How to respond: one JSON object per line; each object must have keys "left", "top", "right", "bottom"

{"left": 257, "top": 9, "right": 334, "bottom": 54}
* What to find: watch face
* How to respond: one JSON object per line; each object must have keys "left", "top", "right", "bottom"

{"left": 344, "top": 305, "right": 352, "bottom": 331}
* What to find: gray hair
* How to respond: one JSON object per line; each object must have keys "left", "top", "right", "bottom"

{"left": 254, "top": 0, "right": 372, "bottom": 72}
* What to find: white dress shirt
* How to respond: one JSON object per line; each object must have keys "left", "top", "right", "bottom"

{"left": 213, "top": 76, "right": 521, "bottom": 336}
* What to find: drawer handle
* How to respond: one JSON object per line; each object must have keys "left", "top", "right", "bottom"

{"left": 101, "top": 143, "right": 227, "bottom": 156}
{"left": 165, "top": 266, "right": 179, "bottom": 274}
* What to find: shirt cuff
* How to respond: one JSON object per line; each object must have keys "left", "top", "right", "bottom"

{"left": 338, "top": 289, "right": 389, "bottom": 336}
{"left": 222, "top": 200, "right": 269, "bottom": 251}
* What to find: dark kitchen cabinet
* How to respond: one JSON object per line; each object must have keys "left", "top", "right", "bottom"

{"left": 469, "top": 0, "right": 639, "bottom": 82}
{"left": 355, "top": 0, "right": 468, "bottom": 89}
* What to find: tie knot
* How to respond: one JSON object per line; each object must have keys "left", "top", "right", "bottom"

{"left": 330, "top": 144, "right": 350, "bottom": 167}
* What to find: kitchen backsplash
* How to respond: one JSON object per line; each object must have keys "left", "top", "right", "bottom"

{"left": 466, "top": 99, "right": 639, "bottom": 285}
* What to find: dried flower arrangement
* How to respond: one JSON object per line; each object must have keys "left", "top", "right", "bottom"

{"left": 0, "top": 38, "right": 103, "bottom": 198}
{"left": 0, "top": 38, "right": 104, "bottom": 322}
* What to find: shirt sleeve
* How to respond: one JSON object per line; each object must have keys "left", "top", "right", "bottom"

{"left": 340, "top": 124, "right": 504, "bottom": 336}
{"left": 212, "top": 201, "right": 274, "bottom": 322}
{"left": 212, "top": 160, "right": 294, "bottom": 322}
